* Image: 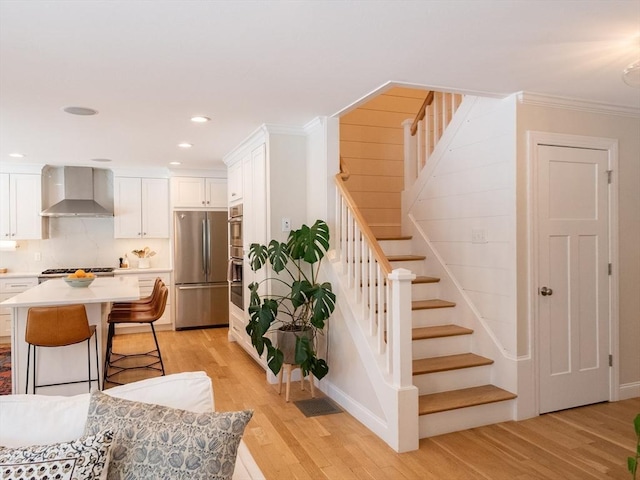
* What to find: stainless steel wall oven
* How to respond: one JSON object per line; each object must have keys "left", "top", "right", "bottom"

{"left": 228, "top": 204, "right": 243, "bottom": 310}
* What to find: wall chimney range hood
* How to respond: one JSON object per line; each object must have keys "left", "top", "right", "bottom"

{"left": 41, "top": 166, "right": 114, "bottom": 217}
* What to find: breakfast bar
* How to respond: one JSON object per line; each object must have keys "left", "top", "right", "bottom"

{"left": 0, "top": 276, "right": 140, "bottom": 395}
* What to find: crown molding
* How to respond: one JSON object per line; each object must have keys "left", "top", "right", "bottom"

{"left": 517, "top": 92, "right": 640, "bottom": 118}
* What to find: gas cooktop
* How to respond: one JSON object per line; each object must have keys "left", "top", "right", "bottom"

{"left": 40, "top": 267, "right": 115, "bottom": 276}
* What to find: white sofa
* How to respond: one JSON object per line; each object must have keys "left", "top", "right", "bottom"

{"left": 0, "top": 371, "right": 265, "bottom": 480}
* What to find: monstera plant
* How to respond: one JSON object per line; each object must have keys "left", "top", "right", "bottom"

{"left": 246, "top": 219, "right": 335, "bottom": 380}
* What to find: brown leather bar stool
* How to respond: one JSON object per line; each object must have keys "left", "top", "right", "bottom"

{"left": 103, "top": 284, "right": 168, "bottom": 386}
{"left": 25, "top": 304, "right": 99, "bottom": 394}
{"left": 111, "top": 277, "right": 163, "bottom": 310}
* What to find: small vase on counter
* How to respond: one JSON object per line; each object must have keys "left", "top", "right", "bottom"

{"left": 137, "top": 258, "right": 150, "bottom": 269}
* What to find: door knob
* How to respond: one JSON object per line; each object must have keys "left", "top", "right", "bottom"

{"left": 540, "top": 286, "right": 553, "bottom": 296}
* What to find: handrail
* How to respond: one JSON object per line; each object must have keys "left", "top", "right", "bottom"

{"left": 410, "top": 91, "right": 434, "bottom": 136}
{"left": 339, "top": 156, "right": 350, "bottom": 181}
{"left": 334, "top": 173, "right": 392, "bottom": 274}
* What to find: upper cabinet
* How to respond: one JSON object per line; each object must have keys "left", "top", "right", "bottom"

{"left": 0, "top": 173, "right": 46, "bottom": 240}
{"left": 114, "top": 177, "right": 169, "bottom": 238}
{"left": 227, "top": 162, "right": 243, "bottom": 203}
{"left": 171, "top": 177, "right": 227, "bottom": 208}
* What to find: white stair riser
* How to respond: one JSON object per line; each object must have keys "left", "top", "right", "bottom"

{"left": 389, "top": 260, "right": 425, "bottom": 274}
{"left": 419, "top": 399, "right": 516, "bottom": 438}
{"left": 412, "top": 334, "right": 471, "bottom": 359}
{"left": 411, "top": 307, "right": 456, "bottom": 327}
{"left": 411, "top": 282, "right": 440, "bottom": 299}
{"left": 378, "top": 240, "right": 413, "bottom": 256}
{"left": 413, "top": 364, "right": 492, "bottom": 395}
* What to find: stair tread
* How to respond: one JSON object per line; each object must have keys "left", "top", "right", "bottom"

{"left": 412, "top": 299, "right": 456, "bottom": 310}
{"left": 418, "top": 385, "right": 517, "bottom": 415}
{"left": 413, "top": 276, "right": 440, "bottom": 284}
{"left": 387, "top": 254, "right": 426, "bottom": 262}
{"left": 376, "top": 235, "right": 412, "bottom": 241}
{"left": 413, "top": 353, "right": 493, "bottom": 375}
{"left": 412, "top": 325, "right": 473, "bottom": 340}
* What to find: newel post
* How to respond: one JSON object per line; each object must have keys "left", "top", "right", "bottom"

{"left": 402, "top": 119, "right": 416, "bottom": 190}
{"left": 388, "top": 267, "right": 416, "bottom": 387}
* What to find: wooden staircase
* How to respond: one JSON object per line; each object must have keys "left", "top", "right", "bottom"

{"left": 378, "top": 235, "right": 516, "bottom": 438}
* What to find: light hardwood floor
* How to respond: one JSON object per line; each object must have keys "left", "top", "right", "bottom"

{"left": 108, "top": 328, "right": 639, "bottom": 480}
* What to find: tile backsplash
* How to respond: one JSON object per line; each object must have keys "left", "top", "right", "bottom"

{"left": 0, "top": 217, "right": 170, "bottom": 273}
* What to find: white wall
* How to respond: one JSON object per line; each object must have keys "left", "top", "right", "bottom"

{"left": 409, "top": 96, "right": 518, "bottom": 356}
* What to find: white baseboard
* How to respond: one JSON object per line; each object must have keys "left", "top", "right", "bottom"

{"left": 323, "top": 380, "right": 389, "bottom": 443}
{"left": 619, "top": 382, "right": 640, "bottom": 400}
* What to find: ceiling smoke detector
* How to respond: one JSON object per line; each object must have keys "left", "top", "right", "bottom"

{"left": 63, "top": 106, "right": 98, "bottom": 116}
{"left": 622, "top": 61, "right": 640, "bottom": 88}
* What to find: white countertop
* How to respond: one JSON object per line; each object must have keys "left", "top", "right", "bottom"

{"left": 0, "top": 272, "right": 40, "bottom": 279}
{"left": 114, "top": 267, "right": 172, "bottom": 274}
{"left": 0, "top": 276, "right": 140, "bottom": 307}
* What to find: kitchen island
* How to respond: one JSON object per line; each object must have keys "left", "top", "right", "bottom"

{"left": 0, "top": 276, "right": 140, "bottom": 395}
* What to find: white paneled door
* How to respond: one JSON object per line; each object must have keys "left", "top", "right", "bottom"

{"left": 537, "top": 145, "right": 610, "bottom": 414}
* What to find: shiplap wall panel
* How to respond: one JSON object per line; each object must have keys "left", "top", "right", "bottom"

{"left": 414, "top": 188, "right": 512, "bottom": 220}
{"left": 342, "top": 158, "right": 404, "bottom": 176}
{"left": 435, "top": 136, "right": 513, "bottom": 175}
{"left": 340, "top": 141, "right": 403, "bottom": 160}
{"left": 433, "top": 243, "right": 512, "bottom": 270}
{"left": 340, "top": 125, "right": 403, "bottom": 144}
{"left": 424, "top": 163, "right": 511, "bottom": 199}
{"left": 350, "top": 191, "right": 401, "bottom": 209}
{"left": 340, "top": 87, "right": 428, "bottom": 237}
{"left": 360, "top": 208, "right": 401, "bottom": 224}
{"left": 343, "top": 175, "right": 403, "bottom": 193}
{"left": 410, "top": 96, "right": 517, "bottom": 356}
{"left": 341, "top": 109, "right": 417, "bottom": 129}
{"left": 421, "top": 217, "right": 513, "bottom": 243}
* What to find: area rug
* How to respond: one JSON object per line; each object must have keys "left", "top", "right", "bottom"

{"left": 0, "top": 345, "right": 11, "bottom": 395}
{"left": 294, "top": 397, "right": 342, "bottom": 417}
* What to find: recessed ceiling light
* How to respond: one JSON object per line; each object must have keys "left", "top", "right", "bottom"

{"left": 169, "top": 161, "right": 181, "bottom": 165}
{"left": 63, "top": 106, "right": 98, "bottom": 116}
{"left": 178, "top": 143, "right": 193, "bottom": 148}
{"left": 91, "top": 158, "right": 112, "bottom": 163}
{"left": 190, "top": 116, "right": 211, "bottom": 123}
{"left": 9, "top": 152, "right": 25, "bottom": 158}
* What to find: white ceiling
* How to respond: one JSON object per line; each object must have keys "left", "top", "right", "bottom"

{"left": 1, "top": 0, "right": 639, "bottom": 172}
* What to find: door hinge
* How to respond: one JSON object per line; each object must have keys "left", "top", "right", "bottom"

{"left": 608, "top": 263, "right": 612, "bottom": 275}
{"left": 609, "top": 354, "right": 613, "bottom": 367}
{"left": 607, "top": 170, "right": 613, "bottom": 184}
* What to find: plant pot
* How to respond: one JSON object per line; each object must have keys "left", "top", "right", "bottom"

{"left": 276, "top": 327, "right": 313, "bottom": 365}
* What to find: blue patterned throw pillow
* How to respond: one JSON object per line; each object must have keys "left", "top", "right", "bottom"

{"left": 84, "top": 390, "right": 252, "bottom": 480}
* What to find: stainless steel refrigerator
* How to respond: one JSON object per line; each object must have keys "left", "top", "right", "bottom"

{"left": 174, "top": 211, "right": 229, "bottom": 329}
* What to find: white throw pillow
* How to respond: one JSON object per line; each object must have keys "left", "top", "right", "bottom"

{"left": 105, "top": 370, "right": 214, "bottom": 412}
{"left": 0, "top": 393, "right": 91, "bottom": 447}
{"left": 0, "top": 372, "right": 214, "bottom": 448}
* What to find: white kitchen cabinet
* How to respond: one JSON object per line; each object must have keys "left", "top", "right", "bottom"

{"left": 114, "top": 177, "right": 169, "bottom": 238}
{"left": 170, "top": 177, "right": 227, "bottom": 208}
{"left": 0, "top": 277, "right": 38, "bottom": 338}
{"left": 223, "top": 126, "right": 307, "bottom": 362}
{"left": 0, "top": 173, "right": 45, "bottom": 240}
{"left": 227, "top": 162, "right": 242, "bottom": 203}
{"left": 112, "top": 270, "right": 172, "bottom": 331}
